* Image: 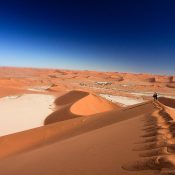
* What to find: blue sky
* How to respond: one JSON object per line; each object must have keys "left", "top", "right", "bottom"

{"left": 0, "top": 0, "right": 175, "bottom": 75}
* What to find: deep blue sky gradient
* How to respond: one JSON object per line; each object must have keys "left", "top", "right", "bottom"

{"left": 0, "top": 0, "right": 175, "bottom": 74}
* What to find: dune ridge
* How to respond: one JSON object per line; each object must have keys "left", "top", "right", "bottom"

{"left": 122, "top": 99, "right": 175, "bottom": 174}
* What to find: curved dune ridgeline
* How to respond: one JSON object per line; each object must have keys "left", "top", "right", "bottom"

{"left": 44, "top": 104, "right": 82, "bottom": 124}
{"left": 44, "top": 90, "right": 119, "bottom": 125}
{"left": 54, "top": 90, "right": 88, "bottom": 106}
{"left": 122, "top": 99, "right": 175, "bottom": 174}
{"left": 0, "top": 96, "right": 153, "bottom": 160}
{"left": 70, "top": 93, "right": 118, "bottom": 115}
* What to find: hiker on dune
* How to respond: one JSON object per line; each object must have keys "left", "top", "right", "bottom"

{"left": 153, "top": 92, "right": 158, "bottom": 101}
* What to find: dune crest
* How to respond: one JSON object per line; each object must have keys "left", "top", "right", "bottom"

{"left": 70, "top": 93, "right": 117, "bottom": 115}
{"left": 122, "top": 98, "right": 175, "bottom": 174}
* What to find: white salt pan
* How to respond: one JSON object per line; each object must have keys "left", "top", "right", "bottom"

{"left": 0, "top": 94, "right": 55, "bottom": 136}
{"left": 100, "top": 94, "right": 144, "bottom": 106}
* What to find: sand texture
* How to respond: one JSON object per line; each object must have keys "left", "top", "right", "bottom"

{"left": 0, "top": 67, "right": 174, "bottom": 174}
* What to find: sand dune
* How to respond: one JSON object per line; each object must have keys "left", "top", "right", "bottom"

{"left": 122, "top": 99, "right": 175, "bottom": 174}
{"left": 0, "top": 86, "right": 27, "bottom": 98}
{"left": 0, "top": 67, "right": 175, "bottom": 174}
{"left": 0, "top": 94, "right": 174, "bottom": 174}
{"left": 1, "top": 67, "right": 175, "bottom": 97}
{"left": 54, "top": 90, "right": 89, "bottom": 106}
{"left": 0, "top": 113, "right": 151, "bottom": 175}
{"left": 0, "top": 97, "right": 157, "bottom": 175}
{"left": 44, "top": 90, "right": 119, "bottom": 124}
{"left": 0, "top": 93, "right": 153, "bottom": 160}
{"left": 70, "top": 93, "right": 118, "bottom": 115}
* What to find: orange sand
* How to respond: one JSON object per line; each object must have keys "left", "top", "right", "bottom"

{"left": 0, "top": 67, "right": 174, "bottom": 175}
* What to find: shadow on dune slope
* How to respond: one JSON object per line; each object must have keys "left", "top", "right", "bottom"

{"left": 122, "top": 99, "right": 175, "bottom": 174}
{"left": 54, "top": 90, "right": 88, "bottom": 106}
{"left": 158, "top": 97, "right": 175, "bottom": 108}
{"left": 44, "top": 104, "right": 82, "bottom": 125}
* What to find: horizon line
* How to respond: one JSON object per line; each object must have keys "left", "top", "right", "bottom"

{"left": 0, "top": 65, "right": 173, "bottom": 77}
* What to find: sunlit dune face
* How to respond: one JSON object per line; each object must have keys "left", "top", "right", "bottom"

{"left": 70, "top": 94, "right": 118, "bottom": 116}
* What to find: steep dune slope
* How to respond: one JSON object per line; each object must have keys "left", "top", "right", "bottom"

{"left": 54, "top": 90, "right": 89, "bottom": 106}
{"left": 0, "top": 113, "right": 154, "bottom": 175}
{"left": 122, "top": 99, "right": 175, "bottom": 174}
{"left": 159, "top": 97, "right": 175, "bottom": 108}
{"left": 0, "top": 99, "right": 154, "bottom": 159}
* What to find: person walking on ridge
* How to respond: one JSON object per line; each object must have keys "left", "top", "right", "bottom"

{"left": 153, "top": 92, "right": 158, "bottom": 101}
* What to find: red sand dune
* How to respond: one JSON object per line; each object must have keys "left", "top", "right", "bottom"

{"left": 0, "top": 86, "right": 28, "bottom": 98}
{"left": 0, "top": 94, "right": 174, "bottom": 174}
{"left": 166, "top": 83, "right": 175, "bottom": 88}
{"left": 70, "top": 93, "right": 117, "bottom": 115}
{"left": 0, "top": 67, "right": 175, "bottom": 174}
{"left": 44, "top": 90, "right": 119, "bottom": 124}
{"left": 0, "top": 93, "right": 153, "bottom": 160}
{"left": 0, "top": 93, "right": 158, "bottom": 175}
{"left": 0, "top": 67, "right": 175, "bottom": 97}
